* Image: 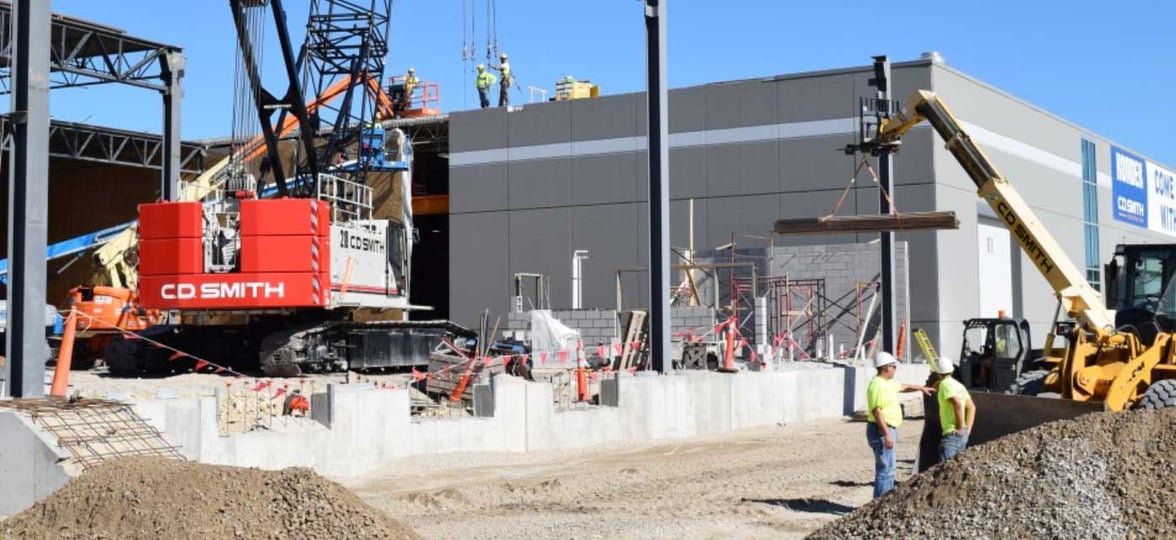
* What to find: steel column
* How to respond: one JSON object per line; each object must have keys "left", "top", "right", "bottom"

{"left": 644, "top": 0, "right": 670, "bottom": 373}
{"left": 5, "top": 0, "right": 51, "bottom": 398}
{"left": 160, "top": 50, "right": 184, "bottom": 201}
{"left": 871, "top": 55, "right": 897, "bottom": 356}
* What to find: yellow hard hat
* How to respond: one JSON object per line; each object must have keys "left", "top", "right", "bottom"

{"left": 408, "top": 67, "right": 415, "bottom": 73}
{"left": 500, "top": 53, "right": 508, "bottom": 59}
{"left": 477, "top": 63, "right": 485, "bottom": 70}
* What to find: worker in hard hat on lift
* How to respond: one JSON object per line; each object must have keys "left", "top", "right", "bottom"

{"left": 475, "top": 63, "right": 496, "bottom": 109}
{"left": 402, "top": 67, "right": 419, "bottom": 112}
{"left": 866, "top": 351, "right": 934, "bottom": 499}
{"left": 931, "top": 356, "right": 976, "bottom": 463}
{"left": 490, "top": 52, "right": 512, "bottom": 107}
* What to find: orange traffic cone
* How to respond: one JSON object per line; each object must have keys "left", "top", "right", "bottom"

{"left": 576, "top": 338, "right": 590, "bottom": 402}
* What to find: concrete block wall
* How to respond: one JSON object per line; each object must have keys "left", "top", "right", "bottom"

{"left": 671, "top": 306, "right": 717, "bottom": 340}
{"left": 504, "top": 309, "right": 618, "bottom": 348}
{"left": 505, "top": 307, "right": 717, "bottom": 349}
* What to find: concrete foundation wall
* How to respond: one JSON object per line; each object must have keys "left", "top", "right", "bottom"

{"left": 0, "top": 364, "right": 929, "bottom": 515}
{"left": 128, "top": 365, "right": 930, "bottom": 482}
{"left": 0, "top": 412, "right": 73, "bottom": 517}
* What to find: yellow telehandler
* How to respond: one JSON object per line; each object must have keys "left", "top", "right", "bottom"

{"left": 860, "top": 90, "right": 1176, "bottom": 470}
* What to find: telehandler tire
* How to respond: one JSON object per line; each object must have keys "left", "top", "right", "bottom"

{"left": 1137, "top": 379, "right": 1176, "bottom": 410}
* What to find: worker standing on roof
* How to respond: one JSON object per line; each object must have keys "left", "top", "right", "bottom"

{"left": 475, "top": 64, "right": 496, "bottom": 109}
{"left": 866, "top": 351, "right": 933, "bottom": 499}
{"left": 932, "top": 356, "right": 975, "bottom": 463}
{"left": 402, "top": 67, "right": 419, "bottom": 112}
{"left": 490, "top": 53, "right": 512, "bottom": 107}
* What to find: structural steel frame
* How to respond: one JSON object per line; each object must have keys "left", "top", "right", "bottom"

{"left": 0, "top": 117, "right": 205, "bottom": 175}
{"left": 0, "top": 2, "right": 180, "bottom": 93}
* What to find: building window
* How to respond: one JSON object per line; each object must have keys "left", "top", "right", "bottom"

{"left": 1082, "top": 138, "right": 1100, "bottom": 290}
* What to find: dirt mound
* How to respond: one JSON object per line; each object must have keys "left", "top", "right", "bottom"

{"left": 1, "top": 457, "right": 421, "bottom": 540}
{"left": 809, "top": 408, "right": 1176, "bottom": 539}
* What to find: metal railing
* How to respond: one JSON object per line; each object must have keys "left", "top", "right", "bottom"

{"left": 316, "top": 172, "right": 374, "bottom": 222}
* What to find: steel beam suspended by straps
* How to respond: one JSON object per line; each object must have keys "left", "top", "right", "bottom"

{"left": 773, "top": 211, "right": 960, "bottom": 235}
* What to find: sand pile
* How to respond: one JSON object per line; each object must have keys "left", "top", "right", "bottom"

{"left": 809, "top": 408, "right": 1176, "bottom": 539}
{"left": 1, "top": 457, "right": 420, "bottom": 540}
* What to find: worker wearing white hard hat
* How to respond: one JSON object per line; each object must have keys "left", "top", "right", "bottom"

{"left": 865, "top": 350, "right": 934, "bottom": 499}
{"left": 490, "top": 52, "right": 512, "bottom": 107}
{"left": 932, "top": 356, "right": 976, "bottom": 463}
{"left": 475, "top": 64, "right": 496, "bottom": 109}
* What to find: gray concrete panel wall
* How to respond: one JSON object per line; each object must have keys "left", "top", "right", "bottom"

{"left": 449, "top": 56, "right": 1175, "bottom": 363}
{"left": 449, "top": 212, "right": 511, "bottom": 321}
{"left": 449, "top": 62, "right": 934, "bottom": 328}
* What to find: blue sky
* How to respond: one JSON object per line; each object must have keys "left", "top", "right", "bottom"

{"left": 39, "top": 0, "right": 1175, "bottom": 165}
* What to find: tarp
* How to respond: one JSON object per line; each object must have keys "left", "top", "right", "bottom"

{"left": 529, "top": 310, "right": 580, "bottom": 355}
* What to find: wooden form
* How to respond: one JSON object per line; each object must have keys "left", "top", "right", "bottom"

{"left": 773, "top": 211, "right": 959, "bottom": 235}
{"left": 425, "top": 352, "right": 504, "bottom": 402}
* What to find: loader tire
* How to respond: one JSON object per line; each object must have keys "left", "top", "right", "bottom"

{"left": 1007, "top": 369, "right": 1048, "bottom": 396}
{"left": 1136, "top": 379, "right": 1176, "bottom": 410}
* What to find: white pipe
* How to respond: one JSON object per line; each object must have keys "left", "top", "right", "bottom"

{"left": 856, "top": 288, "right": 880, "bottom": 362}
{"left": 572, "top": 250, "right": 589, "bottom": 309}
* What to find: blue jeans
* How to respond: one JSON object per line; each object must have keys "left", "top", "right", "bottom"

{"left": 939, "top": 431, "right": 969, "bottom": 462}
{"left": 867, "top": 423, "right": 897, "bottom": 499}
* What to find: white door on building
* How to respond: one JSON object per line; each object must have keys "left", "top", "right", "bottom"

{"left": 977, "top": 223, "right": 1014, "bottom": 318}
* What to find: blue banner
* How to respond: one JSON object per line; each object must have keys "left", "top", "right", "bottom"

{"left": 1112, "top": 147, "right": 1148, "bottom": 227}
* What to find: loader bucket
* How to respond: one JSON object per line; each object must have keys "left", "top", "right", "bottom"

{"left": 916, "top": 390, "right": 1104, "bottom": 473}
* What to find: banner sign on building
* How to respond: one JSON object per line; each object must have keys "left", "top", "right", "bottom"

{"left": 1112, "top": 146, "right": 1176, "bottom": 237}
{"left": 1112, "top": 147, "right": 1147, "bottom": 227}
{"left": 1149, "top": 161, "right": 1176, "bottom": 236}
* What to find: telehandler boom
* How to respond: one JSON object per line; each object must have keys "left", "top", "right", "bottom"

{"left": 869, "top": 90, "right": 1176, "bottom": 467}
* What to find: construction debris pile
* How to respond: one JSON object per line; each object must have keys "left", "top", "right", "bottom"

{"left": 1, "top": 457, "right": 421, "bottom": 540}
{"left": 809, "top": 408, "right": 1176, "bottom": 539}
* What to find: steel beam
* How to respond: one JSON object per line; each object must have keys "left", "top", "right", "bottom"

{"left": 773, "top": 211, "right": 959, "bottom": 235}
{"left": 645, "top": 0, "right": 670, "bottom": 373}
{"left": 0, "top": 2, "right": 179, "bottom": 93}
{"left": 871, "top": 55, "right": 898, "bottom": 357}
{"left": 0, "top": 117, "right": 205, "bottom": 174}
{"left": 5, "top": 0, "right": 50, "bottom": 398}
{"left": 160, "top": 50, "right": 184, "bottom": 201}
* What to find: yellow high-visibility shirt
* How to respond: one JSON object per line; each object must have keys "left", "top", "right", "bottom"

{"left": 867, "top": 376, "right": 902, "bottom": 428}
{"left": 476, "top": 71, "right": 496, "bottom": 89}
{"left": 937, "top": 376, "right": 971, "bottom": 435}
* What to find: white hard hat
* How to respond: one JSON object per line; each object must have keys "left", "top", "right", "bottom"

{"left": 874, "top": 351, "right": 897, "bottom": 369}
{"left": 933, "top": 356, "right": 955, "bottom": 375}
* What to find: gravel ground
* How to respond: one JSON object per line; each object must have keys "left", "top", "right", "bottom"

{"left": 347, "top": 416, "right": 924, "bottom": 539}
{"left": 809, "top": 408, "right": 1176, "bottom": 540}
{"left": 2, "top": 457, "right": 420, "bottom": 540}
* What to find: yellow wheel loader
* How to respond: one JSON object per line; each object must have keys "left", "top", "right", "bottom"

{"left": 856, "top": 90, "right": 1176, "bottom": 471}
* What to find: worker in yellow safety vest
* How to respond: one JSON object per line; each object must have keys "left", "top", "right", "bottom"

{"left": 402, "top": 67, "right": 419, "bottom": 110}
{"left": 866, "top": 351, "right": 934, "bottom": 499}
{"left": 931, "top": 355, "right": 976, "bottom": 463}
{"left": 475, "top": 64, "right": 497, "bottom": 109}
{"left": 490, "top": 53, "right": 512, "bottom": 107}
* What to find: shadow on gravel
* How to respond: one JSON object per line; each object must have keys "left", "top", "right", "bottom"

{"left": 742, "top": 498, "right": 856, "bottom": 515}
{"left": 829, "top": 480, "right": 872, "bottom": 487}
